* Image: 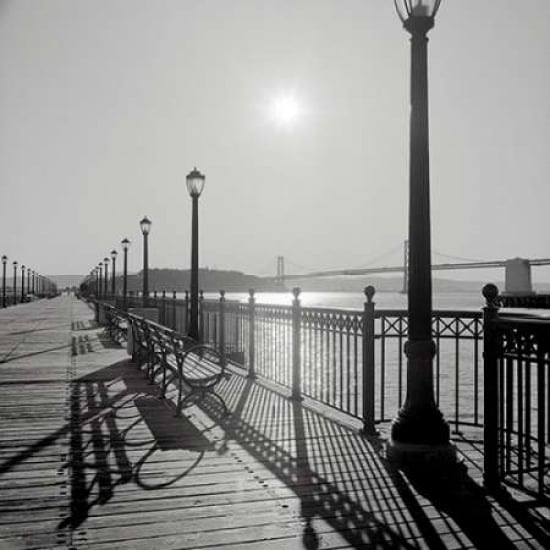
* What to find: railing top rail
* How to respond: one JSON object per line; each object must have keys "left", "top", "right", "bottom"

{"left": 494, "top": 314, "right": 550, "bottom": 329}
{"left": 300, "top": 306, "right": 362, "bottom": 316}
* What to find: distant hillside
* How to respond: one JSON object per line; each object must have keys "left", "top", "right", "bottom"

{"left": 119, "top": 268, "right": 283, "bottom": 293}
{"left": 47, "top": 275, "right": 85, "bottom": 289}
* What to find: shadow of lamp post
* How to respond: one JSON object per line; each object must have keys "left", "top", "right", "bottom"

{"left": 121, "top": 238, "right": 130, "bottom": 310}
{"left": 388, "top": 0, "right": 454, "bottom": 464}
{"left": 186, "top": 167, "right": 205, "bottom": 341}
{"left": 140, "top": 216, "right": 152, "bottom": 306}
{"left": 111, "top": 249, "right": 117, "bottom": 297}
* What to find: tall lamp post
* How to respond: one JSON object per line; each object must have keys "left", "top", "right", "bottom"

{"left": 1, "top": 256, "right": 7, "bottom": 308}
{"left": 32, "top": 271, "right": 36, "bottom": 295}
{"left": 13, "top": 261, "right": 17, "bottom": 304}
{"left": 21, "top": 265, "right": 25, "bottom": 303}
{"left": 27, "top": 268, "right": 31, "bottom": 297}
{"left": 140, "top": 216, "right": 152, "bottom": 305}
{"left": 98, "top": 263, "right": 103, "bottom": 300}
{"left": 103, "top": 258, "right": 109, "bottom": 298}
{"left": 389, "top": 0, "right": 452, "bottom": 461}
{"left": 186, "top": 167, "right": 205, "bottom": 341}
{"left": 121, "top": 238, "right": 130, "bottom": 310}
{"left": 110, "top": 250, "right": 117, "bottom": 297}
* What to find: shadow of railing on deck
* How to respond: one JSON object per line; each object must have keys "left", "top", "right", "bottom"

{"left": 0, "top": 343, "right": 71, "bottom": 364}
{"left": 59, "top": 358, "right": 217, "bottom": 529}
{"left": 198, "top": 375, "right": 550, "bottom": 549}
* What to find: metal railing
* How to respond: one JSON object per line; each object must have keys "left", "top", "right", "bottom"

{"left": 203, "top": 290, "right": 484, "bottom": 432}
{"left": 119, "top": 287, "right": 484, "bottom": 435}
{"left": 483, "top": 285, "right": 549, "bottom": 497}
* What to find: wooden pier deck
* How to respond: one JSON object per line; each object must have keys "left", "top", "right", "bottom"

{"left": 0, "top": 297, "right": 548, "bottom": 549}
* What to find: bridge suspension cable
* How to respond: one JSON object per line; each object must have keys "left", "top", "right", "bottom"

{"left": 432, "top": 250, "right": 487, "bottom": 264}
{"left": 283, "top": 243, "right": 405, "bottom": 275}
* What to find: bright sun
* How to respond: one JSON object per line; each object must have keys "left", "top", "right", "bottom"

{"left": 270, "top": 95, "right": 302, "bottom": 126}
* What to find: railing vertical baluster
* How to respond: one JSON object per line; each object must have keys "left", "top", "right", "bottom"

{"left": 537, "top": 350, "right": 545, "bottom": 497}
{"left": 455, "top": 317, "right": 460, "bottom": 433}
{"left": 474, "top": 317, "right": 480, "bottom": 424}
{"left": 291, "top": 287, "right": 302, "bottom": 401}
{"left": 548, "top": 359, "right": 550, "bottom": 445}
{"left": 362, "top": 286, "right": 376, "bottom": 435}
{"left": 482, "top": 284, "right": 500, "bottom": 492}
{"left": 219, "top": 290, "right": 226, "bottom": 366}
{"left": 525, "top": 351, "right": 532, "bottom": 478}
{"left": 380, "top": 317, "right": 386, "bottom": 421}
{"left": 248, "top": 290, "right": 256, "bottom": 379}
{"left": 517, "top": 351, "right": 524, "bottom": 486}
{"left": 435, "top": 316, "right": 441, "bottom": 406}
{"left": 398, "top": 317, "right": 403, "bottom": 408}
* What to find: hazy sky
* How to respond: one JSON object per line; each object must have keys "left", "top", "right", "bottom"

{"left": 1, "top": 0, "right": 549, "bottom": 285}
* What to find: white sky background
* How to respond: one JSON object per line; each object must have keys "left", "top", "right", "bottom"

{"left": 0, "top": 0, "right": 549, "bottom": 284}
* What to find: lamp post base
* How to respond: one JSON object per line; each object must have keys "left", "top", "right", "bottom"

{"left": 386, "top": 440, "right": 457, "bottom": 471}
{"left": 389, "top": 385, "right": 455, "bottom": 469}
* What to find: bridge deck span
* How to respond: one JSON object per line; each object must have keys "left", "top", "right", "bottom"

{"left": 272, "top": 257, "right": 550, "bottom": 280}
{"left": 0, "top": 297, "right": 547, "bottom": 549}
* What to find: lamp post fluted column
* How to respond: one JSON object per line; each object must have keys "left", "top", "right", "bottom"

{"left": 2, "top": 256, "right": 7, "bottom": 308}
{"left": 21, "top": 265, "right": 25, "bottom": 303}
{"left": 98, "top": 264, "right": 103, "bottom": 300}
{"left": 103, "top": 258, "right": 109, "bottom": 298}
{"left": 186, "top": 167, "right": 205, "bottom": 341}
{"left": 121, "top": 239, "right": 130, "bottom": 310}
{"left": 13, "top": 262, "right": 17, "bottom": 304}
{"left": 389, "top": 0, "right": 452, "bottom": 461}
{"left": 111, "top": 250, "right": 117, "bottom": 297}
{"left": 139, "top": 217, "right": 152, "bottom": 307}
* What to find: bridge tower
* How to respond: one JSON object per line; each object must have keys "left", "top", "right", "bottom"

{"left": 401, "top": 240, "right": 409, "bottom": 294}
{"left": 276, "top": 256, "right": 285, "bottom": 286}
{"left": 504, "top": 258, "right": 534, "bottom": 295}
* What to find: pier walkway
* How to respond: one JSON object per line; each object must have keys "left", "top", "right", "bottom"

{"left": 0, "top": 297, "right": 548, "bottom": 549}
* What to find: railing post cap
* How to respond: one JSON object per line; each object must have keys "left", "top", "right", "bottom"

{"left": 219, "top": 289, "right": 225, "bottom": 299}
{"left": 482, "top": 283, "right": 499, "bottom": 305}
{"left": 364, "top": 286, "right": 376, "bottom": 302}
{"left": 248, "top": 288, "right": 255, "bottom": 298}
{"left": 292, "top": 287, "right": 301, "bottom": 299}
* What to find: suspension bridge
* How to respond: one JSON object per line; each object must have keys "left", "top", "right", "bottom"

{"left": 270, "top": 242, "right": 550, "bottom": 295}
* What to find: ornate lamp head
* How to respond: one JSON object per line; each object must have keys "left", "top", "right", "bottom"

{"left": 140, "top": 216, "right": 152, "bottom": 235}
{"left": 186, "top": 167, "right": 206, "bottom": 198}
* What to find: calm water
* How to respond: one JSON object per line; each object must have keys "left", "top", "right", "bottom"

{"left": 196, "top": 291, "right": 484, "bottom": 311}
